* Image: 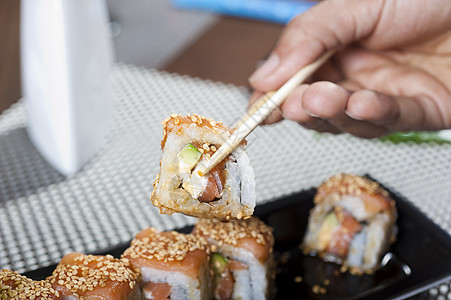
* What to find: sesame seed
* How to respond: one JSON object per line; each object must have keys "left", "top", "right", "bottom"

{"left": 315, "top": 174, "right": 394, "bottom": 211}
{"left": 123, "top": 229, "right": 209, "bottom": 263}
{"left": 46, "top": 253, "right": 140, "bottom": 298}
{"left": 0, "top": 270, "right": 60, "bottom": 298}
{"left": 194, "top": 217, "right": 274, "bottom": 252}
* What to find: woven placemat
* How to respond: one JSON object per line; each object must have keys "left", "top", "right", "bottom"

{"left": 0, "top": 64, "right": 449, "bottom": 298}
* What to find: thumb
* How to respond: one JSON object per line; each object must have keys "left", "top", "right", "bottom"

{"left": 249, "top": 0, "right": 384, "bottom": 91}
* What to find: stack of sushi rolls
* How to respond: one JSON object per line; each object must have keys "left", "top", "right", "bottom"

{"left": 303, "top": 174, "right": 397, "bottom": 274}
{"left": 151, "top": 114, "right": 256, "bottom": 221}
{"left": 0, "top": 217, "right": 275, "bottom": 300}
{"left": 193, "top": 217, "right": 275, "bottom": 300}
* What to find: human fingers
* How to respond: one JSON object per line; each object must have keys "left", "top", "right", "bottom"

{"left": 280, "top": 82, "right": 386, "bottom": 137}
{"left": 281, "top": 81, "right": 439, "bottom": 138}
{"left": 337, "top": 48, "right": 451, "bottom": 130}
{"left": 280, "top": 84, "right": 342, "bottom": 133}
{"left": 248, "top": 0, "right": 385, "bottom": 92}
{"left": 247, "top": 91, "right": 283, "bottom": 125}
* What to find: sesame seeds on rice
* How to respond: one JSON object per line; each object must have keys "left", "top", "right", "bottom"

{"left": 0, "top": 269, "right": 60, "bottom": 299}
{"left": 123, "top": 228, "right": 210, "bottom": 262}
{"left": 194, "top": 217, "right": 274, "bottom": 246}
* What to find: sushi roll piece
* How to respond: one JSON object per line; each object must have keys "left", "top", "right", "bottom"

{"left": 122, "top": 227, "right": 212, "bottom": 300}
{"left": 193, "top": 217, "right": 275, "bottom": 300}
{"left": 47, "top": 252, "right": 142, "bottom": 299}
{"left": 303, "top": 174, "right": 397, "bottom": 274}
{"left": 0, "top": 269, "right": 60, "bottom": 299}
{"left": 151, "top": 114, "right": 256, "bottom": 220}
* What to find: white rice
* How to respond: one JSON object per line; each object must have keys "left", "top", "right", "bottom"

{"left": 212, "top": 242, "right": 272, "bottom": 300}
{"left": 140, "top": 263, "right": 211, "bottom": 300}
{"left": 231, "top": 269, "right": 252, "bottom": 300}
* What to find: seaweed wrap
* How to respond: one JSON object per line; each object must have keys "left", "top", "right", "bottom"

{"left": 122, "top": 227, "right": 212, "bottom": 300}
{"left": 193, "top": 217, "right": 275, "bottom": 300}
{"left": 151, "top": 114, "right": 256, "bottom": 220}
{"left": 303, "top": 174, "right": 397, "bottom": 274}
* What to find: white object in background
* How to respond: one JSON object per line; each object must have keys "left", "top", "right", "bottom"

{"left": 21, "top": 0, "right": 115, "bottom": 176}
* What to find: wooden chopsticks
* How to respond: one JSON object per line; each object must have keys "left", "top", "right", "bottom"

{"left": 197, "top": 49, "right": 336, "bottom": 176}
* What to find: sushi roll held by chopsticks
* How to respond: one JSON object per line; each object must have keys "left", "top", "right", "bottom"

{"left": 303, "top": 174, "right": 397, "bottom": 274}
{"left": 151, "top": 114, "right": 256, "bottom": 220}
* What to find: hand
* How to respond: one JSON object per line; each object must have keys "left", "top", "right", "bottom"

{"left": 248, "top": 0, "right": 451, "bottom": 138}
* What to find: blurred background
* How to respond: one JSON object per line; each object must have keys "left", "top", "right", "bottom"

{"left": 0, "top": 0, "right": 286, "bottom": 114}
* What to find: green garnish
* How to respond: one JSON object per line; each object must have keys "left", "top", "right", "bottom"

{"left": 380, "top": 131, "right": 451, "bottom": 144}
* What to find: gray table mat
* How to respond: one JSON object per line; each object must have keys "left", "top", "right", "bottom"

{"left": 0, "top": 64, "right": 450, "bottom": 299}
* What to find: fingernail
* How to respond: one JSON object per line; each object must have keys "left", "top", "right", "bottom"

{"left": 304, "top": 109, "right": 320, "bottom": 118}
{"left": 345, "top": 109, "right": 363, "bottom": 120}
{"left": 249, "top": 54, "right": 279, "bottom": 82}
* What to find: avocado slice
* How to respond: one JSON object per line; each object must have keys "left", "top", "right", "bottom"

{"left": 317, "top": 212, "right": 340, "bottom": 250}
{"left": 324, "top": 212, "right": 340, "bottom": 228}
{"left": 211, "top": 253, "right": 228, "bottom": 274}
{"left": 177, "top": 143, "right": 202, "bottom": 173}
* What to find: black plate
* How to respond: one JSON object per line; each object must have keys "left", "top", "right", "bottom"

{"left": 24, "top": 182, "right": 451, "bottom": 299}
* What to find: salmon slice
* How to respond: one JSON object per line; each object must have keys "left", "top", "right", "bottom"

{"left": 199, "top": 171, "right": 221, "bottom": 202}
{"left": 237, "top": 236, "right": 273, "bottom": 262}
{"left": 326, "top": 210, "right": 362, "bottom": 257}
{"left": 48, "top": 252, "right": 140, "bottom": 300}
{"left": 143, "top": 282, "right": 171, "bottom": 300}
{"left": 215, "top": 267, "right": 234, "bottom": 300}
{"left": 228, "top": 259, "right": 248, "bottom": 271}
{"left": 194, "top": 218, "right": 274, "bottom": 263}
{"left": 124, "top": 228, "right": 209, "bottom": 279}
{"left": 198, "top": 156, "right": 227, "bottom": 202}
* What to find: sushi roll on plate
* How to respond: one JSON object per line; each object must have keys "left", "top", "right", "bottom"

{"left": 122, "top": 227, "right": 212, "bottom": 300}
{"left": 151, "top": 114, "right": 256, "bottom": 220}
{"left": 47, "top": 252, "right": 142, "bottom": 299}
{"left": 193, "top": 217, "right": 275, "bottom": 300}
{"left": 302, "top": 174, "right": 397, "bottom": 274}
{"left": 0, "top": 269, "right": 60, "bottom": 299}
